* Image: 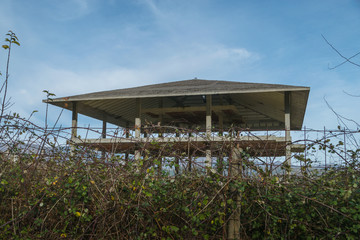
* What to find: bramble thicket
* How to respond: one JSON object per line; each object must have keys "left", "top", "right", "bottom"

{"left": 0, "top": 31, "right": 360, "bottom": 239}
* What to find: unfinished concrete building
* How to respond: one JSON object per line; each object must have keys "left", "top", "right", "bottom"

{"left": 44, "top": 79, "right": 310, "bottom": 168}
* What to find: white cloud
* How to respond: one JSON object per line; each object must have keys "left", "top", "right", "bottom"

{"left": 8, "top": 43, "right": 260, "bottom": 116}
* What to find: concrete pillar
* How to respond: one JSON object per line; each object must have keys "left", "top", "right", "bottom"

{"left": 70, "top": 102, "right": 78, "bottom": 155}
{"left": 159, "top": 98, "right": 163, "bottom": 137}
{"left": 284, "top": 91, "right": 291, "bottom": 167}
{"left": 206, "top": 95, "right": 212, "bottom": 169}
{"left": 101, "top": 120, "right": 107, "bottom": 159}
{"left": 175, "top": 131, "right": 180, "bottom": 174}
{"left": 71, "top": 102, "right": 78, "bottom": 140}
{"left": 219, "top": 113, "right": 224, "bottom": 136}
{"left": 125, "top": 121, "right": 130, "bottom": 160}
{"left": 135, "top": 98, "right": 141, "bottom": 160}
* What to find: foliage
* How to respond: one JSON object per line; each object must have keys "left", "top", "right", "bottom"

{"left": 1, "top": 30, "right": 360, "bottom": 239}
{"left": 0, "top": 125, "right": 360, "bottom": 239}
{"left": 0, "top": 30, "right": 20, "bottom": 122}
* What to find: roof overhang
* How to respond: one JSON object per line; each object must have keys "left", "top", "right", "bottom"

{"left": 44, "top": 79, "right": 310, "bottom": 130}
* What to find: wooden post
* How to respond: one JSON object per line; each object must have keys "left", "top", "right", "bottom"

{"left": 284, "top": 91, "right": 291, "bottom": 168}
{"left": 135, "top": 98, "right": 141, "bottom": 161}
{"left": 70, "top": 102, "right": 78, "bottom": 155}
{"left": 206, "top": 95, "right": 212, "bottom": 169}
{"left": 228, "top": 146, "right": 242, "bottom": 240}
{"left": 101, "top": 120, "right": 107, "bottom": 159}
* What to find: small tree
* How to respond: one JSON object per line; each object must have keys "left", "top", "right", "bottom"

{"left": 0, "top": 30, "right": 20, "bottom": 124}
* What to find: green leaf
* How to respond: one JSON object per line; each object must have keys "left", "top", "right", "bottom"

{"left": 184, "top": 207, "right": 190, "bottom": 213}
{"left": 1, "top": 179, "right": 8, "bottom": 185}
{"left": 12, "top": 40, "right": 20, "bottom": 46}
{"left": 170, "top": 226, "right": 179, "bottom": 232}
{"left": 2, "top": 45, "right": 9, "bottom": 49}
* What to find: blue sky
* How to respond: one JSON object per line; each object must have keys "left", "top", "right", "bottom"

{"left": 1, "top": 0, "right": 360, "bottom": 130}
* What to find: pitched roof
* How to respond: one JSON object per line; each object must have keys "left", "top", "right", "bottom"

{"left": 44, "top": 79, "right": 310, "bottom": 130}
{"left": 47, "top": 79, "right": 309, "bottom": 102}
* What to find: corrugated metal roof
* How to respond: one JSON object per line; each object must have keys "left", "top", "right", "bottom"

{"left": 44, "top": 79, "right": 310, "bottom": 130}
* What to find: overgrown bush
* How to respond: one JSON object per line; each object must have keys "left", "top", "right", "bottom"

{"left": 1, "top": 122, "right": 360, "bottom": 239}
{"left": 1, "top": 30, "right": 360, "bottom": 239}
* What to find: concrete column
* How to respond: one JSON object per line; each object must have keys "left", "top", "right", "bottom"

{"left": 124, "top": 121, "right": 130, "bottom": 161}
{"left": 206, "top": 95, "right": 212, "bottom": 169}
{"left": 284, "top": 91, "right": 291, "bottom": 167}
{"left": 135, "top": 98, "right": 141, "bottom": 160}
{"left": 219, "top": 113, "right": 224, "bottom": 136}
{"left": 206, "top": 95, "right": 212, "bottom": 138}
{"left": 217, "top": 113, "right": 224, "bottom": 174}
{"left": 71, "top": 102, "right": 78, "bottom": 140}
{"left": 175, "top": 131, "right": 180, "bottom": 174}
{"left": 135, "top": 98, "right": 141, "bottom": 138}
{"left": 101, "top": 120, "right": 107, "bottom": 159}
{"left": 70, "top": 102, "right": 78, "bottom": 155}
{"left": 159, "top": 98, "right": 163, "bottom": 137}
{"left": 102, "top": 120, "right": 107, "bottom": 138}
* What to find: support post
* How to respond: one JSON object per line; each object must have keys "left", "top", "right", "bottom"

{"left": 284, "top": 91, "right": 291, "bottom": 168}
{"left": 228, "top": 145, "right": 242, "bottom": 240}
{"left": 101, "top": 120, "right": 107, "bottom": 159}
{"left": 219, "top": 113, "right": 224, "bottom": 136}
{"left": 125, "top": 121, "right": 130, "bottom": 160}
{"left": 175, "top": 131, "right": 180, "bottom": 175}
{"left": 135, "top": 98, "right": 141, "bottom": 138}
{"left": 206, "top": 95, "right": 212, "bottom": 169}
{"left": 159, "top": 98, "right": 163, "bottom": 137}
{"left": 188, "top": 132, "right": 192, "bottom": 172}
{"left": 135, "top": 98, "right": 141, "bottom": 161}
{"left": 70, "top": 102, "right": 78, "bottom": 155}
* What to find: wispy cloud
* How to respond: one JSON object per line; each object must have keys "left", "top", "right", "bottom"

{"left": 8, "top": 42, "right": 260, "bottom": 121}
{"left": 142, "top": 0, "right": 163, "bottom": 18}
{"left": 1, "top": 0, "right": 360, "bottom": 130}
